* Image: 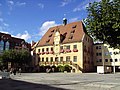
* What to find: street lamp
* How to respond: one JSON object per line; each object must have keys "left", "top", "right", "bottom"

{"left": 102, "top": 44, "right": 105, "bottom": 74}
{"left": 113, "top": 51, "right": 118, "bottom": 74}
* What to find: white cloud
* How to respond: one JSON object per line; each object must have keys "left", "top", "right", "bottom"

{"left": 38, "top": 3, "right": 44, "bottom": 9}
{"left": 73, "top": 0, "right": 101, "bottom": 12}
{"left": 15, "top": 31, "right": 31, "bottom": 41}
{"left": 69, "top": 17, "right": 79, "bottom": 23}
{"left": 16, "top": 2, "right": 26, "bottom": 6}
{"left": 0, "top": 30, "right": 9, "bottom": 34}
{"left": 0, "top": 30, "right": 31, "bottom": 41}
{"left": 3, "top": 23, "right": 9, "bottom": 27}
{"left": 7, "top": 1, "right": 26, "bottom": 11}
{"left": 8, "top": 0, "right": 14, "bottom": 5}
{"left": 60, "top": 0, "right": 73, "bottom": 7}
{"left": 7, "top": 0, "right": 14, "bottom": 10}
{"left": 73, "top": 3, "right": 88, "bottom": 12}
{"left": 39, "top": 21, "right": 58, "bottom": 36}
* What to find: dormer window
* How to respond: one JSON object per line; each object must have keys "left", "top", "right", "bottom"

{"left": 71, "top": 30, "right": 75, "bottom": 34}
{"left": 46, "top": 39, "right": 50, "bottom": 43}
{"left": 51, "top": 29, "right": 54, "bottom": 32}
{"left": 49, "top": 34, "right": 52, "bottom": 37}
{"left": 69, "top": 35, "right": 73, "bottom": 40}
{"left": 72, "top": 25, "right": 77, "bottom": 28}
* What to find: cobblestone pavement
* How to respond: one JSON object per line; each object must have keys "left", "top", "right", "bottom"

{"left": 1, "top": 73, "right": 120, "bottom": 90}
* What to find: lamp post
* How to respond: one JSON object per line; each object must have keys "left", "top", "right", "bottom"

{"left": 113, "top": 51, "right": 117, "bottom": 74}
{"left": 102, "top": 44, "right": 105, "bottom": 74}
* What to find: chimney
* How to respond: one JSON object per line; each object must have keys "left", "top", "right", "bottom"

{"left": 63, "top": 18, "right": 67, "bottom": 26}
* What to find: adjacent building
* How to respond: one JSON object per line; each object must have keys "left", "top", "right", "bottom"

{"left": 93, "top": 43, "right": 120, "bottom": 73}
{"left": 0, "top": 32, "right": 31, "bottom": 54}
{"left": 33, "top": 19, "right": 94, "bottom": 73}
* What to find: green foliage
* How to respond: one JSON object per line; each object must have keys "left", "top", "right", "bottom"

{"left": 84, "top": 0, "right": 120, "bottom": 49}
{"left": 1, "top": 49, "right": 32, "bottom": 65}
{"left": 57, "top": 65, "right": 72, "bottom": 72}
{"left": 57, "top": 65, "right": 65, "bottom": 72}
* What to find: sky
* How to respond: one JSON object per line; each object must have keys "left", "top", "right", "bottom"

{"left": 0, "top": 0, "right": 101, "bottom": 43}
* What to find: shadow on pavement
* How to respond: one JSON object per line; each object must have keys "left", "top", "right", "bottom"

{"left": 0, "top": 79, "right": 69, "bottom": 90}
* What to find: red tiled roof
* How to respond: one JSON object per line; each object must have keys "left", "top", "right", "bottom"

{"left": 37, "top": 21, "right": 85, "bottom": 47}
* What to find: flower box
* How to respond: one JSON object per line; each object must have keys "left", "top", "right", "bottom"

{"left": 66, "top": 49, "right": 71, "bottom": 53}
{"left": 41, "top": 52, "right": 45, "bottom": 55}
{"left": 60, "top": 49, "right": 64, "bottom": 53}
{"left": 73, "top": 49, "right": 78, "bottom": 52}
{"left": 49, "top": 51, "right": 54, "bottom": 54}
{"left": 46, "top": 51, "right": 49, "bottom": 54}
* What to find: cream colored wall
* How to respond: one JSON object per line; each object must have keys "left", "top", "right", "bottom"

{"left": 35, "top": 42, "right": 83, "bottom": 68}
{"left": 94, "top": 44, "right": 120, "bottom": 66}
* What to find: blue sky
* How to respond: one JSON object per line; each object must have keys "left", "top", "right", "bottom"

{"left": 0, "top": 0, "right": 100, "bottom": 43}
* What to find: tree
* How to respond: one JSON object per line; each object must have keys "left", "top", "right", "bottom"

{"left": 84, "top": 0, "right": 120, "bottom": 49}
{"left": 1, "top": 49, "right": 32, "bottom": 68}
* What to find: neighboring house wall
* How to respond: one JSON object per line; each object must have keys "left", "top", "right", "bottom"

{"left": 93, "top": 43, "right": 120, "bottom": 71}
{"left": 0, "top": 32, "right": 31, "bottom": 53}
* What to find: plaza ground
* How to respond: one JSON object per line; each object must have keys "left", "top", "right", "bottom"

{"left": 1, "top": 73, "right": 120, "bottom": 90}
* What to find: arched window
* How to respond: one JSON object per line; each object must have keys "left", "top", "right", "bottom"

{"left": 0, "top": 40, "right": 4, "bottom": 51}
{"left": 5, "top": 41, "right": 9, "bottom": 50}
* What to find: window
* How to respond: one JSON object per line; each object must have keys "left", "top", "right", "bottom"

{"left": 55, "top": 57, "right": 58, "bottom": 62}
{"left": 50, "top": 57, "right": 53, "bottom": 62}
{"left": 69, "top": 35, "right": 73, "bottom": 39}
{"left": 71, "top": 30, "right": 75, "bottom": 33}
{"left": 51, "top": 47, "right": 53, "bottom": 51}
{"left": 73, "top": 56, "right": 77, "bottom": 62}
{"left": 60, "top": 57, "right": 63, "bottom": 62}
{"left": 46, "top": 39, "right": 50, "bottom": 43}
{"left": 105, "top": 59, "right": 108, "bottom": 62}
{"left": 97, "top": 59, "right": 102, "bottom": 62}
{"left": 66, "top": 56, "right": 70, "bottom": 62}
{"left": 96, "top": 46, "right": 101, "bottom": 49}
{"left": 46, "top": 48, "right": 49, "bottom": 51}
{"left": 109, "top": 52, "right": 112, "bottom": 55}
{"left": 49, "top": 34, "right": 52, "bottom": 37}
{"left": 38, "top": 49, "right": 40, "bottom": 52}
{"left": 96, "top": 46, "right": 98, "bottom": 49}
{"left": 42, "top": 58, "right": 44, "bottom": 62}
{"left": 51, "top": 29, "right": 54, "bottom": 32}
{"left": 5, "top": 41, "right": 9, "bottom": 50}
{"left": 66, "top": 45, "right": 70, "bottom": 49}
{"left": 96, "top": 52, "right": 102, "bottom": 56}
{"left": 42, "top": 48, "right": 44, "bottom": 52}
{"left": 72, "top": 25, "right": 77, "bottom": 28}
{"left": 46, "top": 57, "right": 48, "bottom": 62}
{"left": 60, "top": 46, "right": 63, "bottom": 50}
{"left": 99, "top": 46, "right": 101, "bottom": 49}
{"left": 115, "top": 59, "right": 118, "bottom": 62}
{"left": 105, "top": 52, "right": 109, "bottom": 56}
{"left": 110, "top": 59, "right": 113, "bottom": 62}
{"left": 99, "top": 59, "right": 102, "bottom": 62}
{"left": 73, "top": 45, "right": 77, "bottom": 49}
{"left": 0, "top": 40, "right": 4, "bottom": 51}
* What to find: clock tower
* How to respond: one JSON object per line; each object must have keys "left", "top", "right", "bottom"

{"left": 54, "top": 29, "right": 60, "bottom": 55}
